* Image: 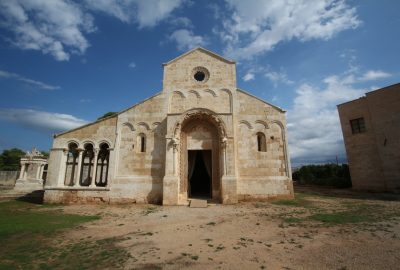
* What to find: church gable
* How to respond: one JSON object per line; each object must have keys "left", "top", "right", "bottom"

{"left": 163, "top": 48, "right": 237, "bottom": 94}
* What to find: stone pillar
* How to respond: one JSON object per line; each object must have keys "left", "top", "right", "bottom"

{"left": 220, "top": 137, "right": 238, "bottom": 204}
{"left": 90, "top": 149, "right": 99, "bottom": 188}
{"left": 162, "top": 137, "right": 180, "bottom": 205}
{"left": 74, "top": 149, "right": 83, "bottom": 187}
{"left": 19, "top": 162, "right": 26, "bottom": 179}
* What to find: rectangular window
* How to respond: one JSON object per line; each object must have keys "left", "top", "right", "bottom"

{"left": 350, "top": 117, "right": 366, "bottom": 134}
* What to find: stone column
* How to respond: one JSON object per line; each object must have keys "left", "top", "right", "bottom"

{"left": 74, "top": 149, "right": 83, "bottom": 187}
{"left": 19, "top": 162, "right": 26, "bottom": 179}
{"left": 90, "top": 149, "right": 99, "bottom": 188}
{"left": 35, "top": 163, "right": 41, "bottom": 179}
{"left": 162, "top": 137, "right": 180, "bottom": 205}
{"left": 220, "top": 137, "right": 238, "bottom": 204}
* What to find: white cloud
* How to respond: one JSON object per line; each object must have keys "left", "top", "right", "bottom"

{"left": 287, "top": 74, "right": 365, "bottom": 165}
{"left": 359, "top": 70, "right": 391, "bottom": 81}
{"left": 0, "top": 69, "right": 60, "bottom": 90}
{"left": 265, "top": 70, "right": 293, "bottom": 87}
{"left": 0, "top": 109, "right": 88, "bottom": 133}
{"left": 169, "top": 29, "right": 206, "bottom": 51}
{"left": 0, "top": 0, "right": 96, "bottom": 61}
{"left": 128, "top": 62, "right": 136, "bottom": 68}
{"left": 84, "top": 0, "right": 184, "bottom": 28}
{"left": 0, "top": 0, "right": 184, "bottom": 61}
{"left": 242, "top": 73, "right": 255, "bottom": 81}
{"left": 220, "top": 0, "right": 361, "bottom": 60}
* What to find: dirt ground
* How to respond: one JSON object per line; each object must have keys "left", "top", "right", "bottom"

{"left": 57, "top": 187, "right": 400, "bottom": 270}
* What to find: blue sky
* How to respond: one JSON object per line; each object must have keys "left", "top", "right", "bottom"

{"left": 0, "top": 0, "right": 399, "bottom": 166}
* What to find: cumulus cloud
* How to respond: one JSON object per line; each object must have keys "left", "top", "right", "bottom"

{"left": 169, "top": 29, "right": 206, "bottom": 51}
{"left": 287, "top": 76, "right": 365, "bottom": 165}
{"left": 0, "top": 0, "right": 96, "bottom": 61}
{"left": 84, "top": 0, "right": 184, "bottom": 28}
{"left": 0, "top": 0, "right": 185, "bottom": 61}
{"left": 0, "top": 109, "right": 88, "bottom": 133}
{"left": 220, "top": 0, "right": 361, "bottom": 60}
{"left": 128, "top": 62, "right": 136, "bottom": 68}
{"left": 0, "top": 69, "right": 60, "bottom": 90}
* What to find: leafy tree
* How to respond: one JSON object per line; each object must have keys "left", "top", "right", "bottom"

{"left": 41, "top": 151, "right": 49, "bottom": 158}
{"left": 97, "top": 112, "right": 117, "bottom": 120}
{"left": 0, "top": 148, "right": 25, "bottom": 171}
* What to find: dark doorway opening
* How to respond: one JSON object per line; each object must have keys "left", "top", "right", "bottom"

{"left": 188, "top": 150, "right": 212, "bottom": 199}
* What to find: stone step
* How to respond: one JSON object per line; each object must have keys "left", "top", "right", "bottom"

{"left": 189, "top": 199, "right": 208, "bottom": 208}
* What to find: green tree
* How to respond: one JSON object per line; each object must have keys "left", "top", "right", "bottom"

{"left": 97, "top": 112, "right": 117, "bottom": 120}
{"left": 0, "top": 148, "right": 25, "bottom": 171}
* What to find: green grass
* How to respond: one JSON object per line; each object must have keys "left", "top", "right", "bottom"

{"left": 0, "top": 200, "right": 131, "bottom": 270}
{"left": 272, "top": 193, "right": 313, "bottom": 208}
{"left": 309, "top": 212, "right": 372, "bottom": 224}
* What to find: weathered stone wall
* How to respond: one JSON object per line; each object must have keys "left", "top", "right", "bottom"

{"left": 338, "top": 83, "right": 400, "bottom": 191}
{"left": 235, "top": 90, "right": 292, "bottom": 199}
{"left": 0, "top": 171, "right": 18, "bottom": 187}
{"left": 112, "top": 93, "right": 166, "bottom": 203}
{"left": 46, "top": 116, "right": 118, "bottom": 188}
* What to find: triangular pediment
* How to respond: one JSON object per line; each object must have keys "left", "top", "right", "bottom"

{"left": 163, "top": 47, "right": 235, "bottom": 66}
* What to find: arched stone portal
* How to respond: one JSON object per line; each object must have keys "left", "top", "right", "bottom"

{"left": 180, "top": 119, "right": 220, "bottom": 201}
{"left": 171, "top": 109, "right": 227, "bottom": 204}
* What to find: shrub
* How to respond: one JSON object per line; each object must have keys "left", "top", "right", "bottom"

{"left": 292, "top": 164, "right": 352, "bottom": 188}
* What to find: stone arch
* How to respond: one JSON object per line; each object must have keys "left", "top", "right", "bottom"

{"left": 172, "top": 90, "right": 186, "bottom": 98}
{"left": 137, "top": 122, "right": 151, "bottom": 131}
{"left": 169, "top": 91, "right": 186, "bottom": 113}
{"left": 173, "top": 108, "right": 227, "bottom": 139}
{"left": 97, "top": 139, "right": 113, "bottom": 149}
{"left": 173, "top": 108, "right": 226, "bottom": 202}
{"left": 65, "top": 139, "right": 80, "bottom": 148}
{"left": 188, "top": 90, "right": 201, "bottom": 99}
{"left": 255, "top": 120, "right": 269, "bottom": 130}
{"left": 219, "top": 88, "right": 233, "bottom": 113}
{"left": 122, "top": 122, "right": 135, "bottom": 131}
{"left": 204, "top": 89, "right": 217, "bottom": 97}
{"left": 239, "top": 120, "right": 253, "bottom": 129}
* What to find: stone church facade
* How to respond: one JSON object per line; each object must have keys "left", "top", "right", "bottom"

{"left": 44, "top": 48, "right": 293, "bottom": 205}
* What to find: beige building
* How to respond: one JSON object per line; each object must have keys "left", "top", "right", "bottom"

{"left": 44, "top": 48, "right": 293, "bottom": 205}
{"left": 337, "top": 83, "right": 400, "bottom": 192}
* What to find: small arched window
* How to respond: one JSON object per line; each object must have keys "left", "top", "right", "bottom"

{"left": 138, "top": 133, "right": 146, "bottom": 152}
{"left": 65, "top": 142, "right": 79, "bottom": 186}
{"left": 257, "top": 132, "right": 267, "bottom": 152}
{"left": 80, "top": 143, "right": 94, "bottom": 186}
{"left": 95, "top": 143, "right": 109, "bottom": 187}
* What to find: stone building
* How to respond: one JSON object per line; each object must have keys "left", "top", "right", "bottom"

{"left": 44, "top": 48, "right": 293, "bottom": 205}
{"left": 14, "top": 147, "right": 48, "bottom": 192}
{"left": 337, "top": 83, "right": 400, "bottom": 192}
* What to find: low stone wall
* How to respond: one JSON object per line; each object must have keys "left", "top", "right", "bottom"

{"left": 0, "top": 171, "right": 19, "bottom": 187}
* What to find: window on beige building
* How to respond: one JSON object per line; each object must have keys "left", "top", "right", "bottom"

{"left": 65, "top": 142, "right": 78, "bottom": 186}
{"left": 80, "top": 143, "right": 94, "bottom": 186}
{"left": 95, "top": 143, "right": 109, "bottom": 187}
{"left": 139, "top": 134, "right": 146, "bottom": 152}
{"left": 350, "top": 117, "right": 366, "bottom": 134}
{"left": 257, "top": 132, "right": 267, "bottom": 152}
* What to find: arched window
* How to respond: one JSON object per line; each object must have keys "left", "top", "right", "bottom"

{"left": 95, "top": 143, "right": 110, "bottom": 187}
{"left": 79, "top": 143, "right": 94, "bottom": 186}
{"left": 257, "top": 132, "right": 267, "bottom": 152}
{"left": 138, "top": 133, "right": 146, "bottom": 152}
{"left": 65, "top": 142, "right": 79, "bottom": 186}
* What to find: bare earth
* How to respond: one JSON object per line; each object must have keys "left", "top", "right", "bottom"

{"left": 58, "top": 188, "right": 400, "bottom": 270}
